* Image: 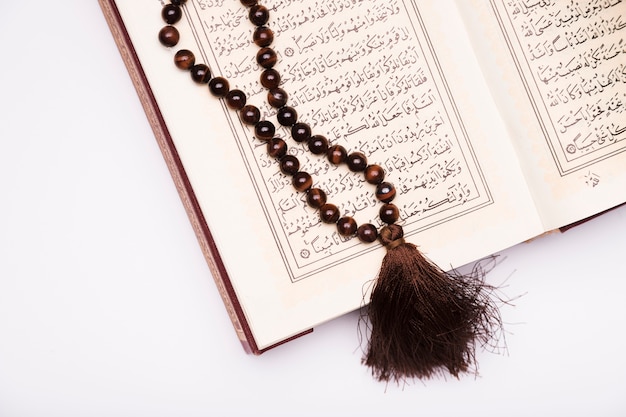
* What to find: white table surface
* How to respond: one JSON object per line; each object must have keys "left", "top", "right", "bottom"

{"left": 1, "top": 2, "right": 625, "bottom": 416}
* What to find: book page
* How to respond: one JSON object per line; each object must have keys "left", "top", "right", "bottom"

{"left": 457, "top": 0, "right": 626, "bottom": 230}
{"left": 115, "top": 0, "right": 544, "bottom": 348}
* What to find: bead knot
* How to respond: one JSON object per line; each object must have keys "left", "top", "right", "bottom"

{"left": 378, "top": 224, "right": 405, "bottom": 250}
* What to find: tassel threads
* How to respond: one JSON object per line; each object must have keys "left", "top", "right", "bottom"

{"left": 363, "top": 224, "right": 502, "bottom": 382}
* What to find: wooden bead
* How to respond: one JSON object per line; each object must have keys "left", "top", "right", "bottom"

{"left": 267, "top": 88, "right": 287, "bottom": 108}
{"left": 254, "top": 120, "right": 275, "bottom": 140}
{"left": 249, "top": 5, "right": 270, "bottom": 26}
{"left": 347, "top": 152, "right": 367, "bottom": 172}
{"left": 291, "top": 123, "right": 311, "bottom": 143}
{"left": 308, "top": 135, "right": 329, "bottom": 155}
{"left": 240, "top": 0, "right": 257, "bottom": 6}
{"left": 171, "top": 0, "right": 187, "bottom": 5}
{"left": 240, "top": 105, "right": 261, "bottom": 125}
{"left": 190, "top": 64, "right": 211, "bottom": 83}
{"left": 320, "top": 203, "right": 340, "bottom": 224}
{"left": 279, "top": 155, "right": 300, "bottom": 175}
{"left": 208, "top": 77, "right": 229, "bottom": 97}
{"left": 277, "top": 106, "right": 298, "bottom": 126}
{"left": 162, "top": 4, "right": 182, "bottom": 24}
{"left": 253, "top": 26, "right": 274, "bottom": 47}
{"left": 337, "top": 217, "right": 357, "bottom": 236}
{"left": 357, "top": 223, "right": 378, "bottom": 243}
{"left": 292, "top": 172, "right": 313, "bottom": 192}
{"left": 260, "top": 69, "right": 280, "bottom": 89}
{"left": 327, "top": 145, "right": 347, "bottom": 165}
{"left": 158, "top": 26, "right": 180, "bottom": 47}
{"left": 376, "top": 182, "right": 396, "bottom": 203}
{"left": 267, "top": 138, "right": 287, "bottom": 158}
{"left": 225, "top": 89, "right": 246, "bottom": 110}
{"left": 379, "top": 203, "right": 399, "bottom": 224}
{"left": 306, "top": 188, "right": 327, "bottom": 208}
{"left": 174, "top": 49, "right": 195, "bottom": 70}
{"left": 364, "top": 164, "right": 385, "bottom": 184}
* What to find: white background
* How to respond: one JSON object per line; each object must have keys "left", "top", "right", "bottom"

{"left": 1, "top": 2, "right": 625, "bottom": 416}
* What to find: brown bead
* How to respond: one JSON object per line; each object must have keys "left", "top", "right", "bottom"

{"left": 208, "top": 77, "right": 229, "bottom": 97}
{"left": 240, "top": 105, "right": 261, "bottom": 125}
{"left": 174, "top": 49, "right": 195, "bottom": 70}
{"left": 267, "top": 138, "right": 287, "bottom": 158}
{"left": 240, "top": 0, "right": 257, "bottom": 6}
{"left": 279, "top": 155, "right": 300, "bottom": 175}
{"left": 158, "top": 26, "right": 180, "bottom": 47}
{"left": 292, "top": 172, "right": 313, "bottom": 192}
{"left": 190, "top": 64, "right": 211, "bottom": 83}
{"left": 327, "top": 145, "right": 347, "bottom": 165}
{"left": 256, "top": 47, "right": 277, "bottom": 69}
{"left": 308, "top": 135, "right": 329, "bottom": 155}
{"left": 364, "top": 164, "right": 385, "bottom": 184}
{"left": 306, "top": 188, "right": 327, "bottom": 208}
{"left": 379, "top": 203, "right": 399, "bottom": 224}
{"left": 291, "top": 123, "right": 311, "bottom": 143}
{"left": 253, "top": 26, "right": 274, "bottom": 47}
{"left": 347, "top": 152, "right": 367, "bottom": 172}
{"left": 277, "top": 106, "right": 297, "bottom": 126}
{"left": 320, "top": 203, "right": 340, "bottom": 224}
{"left": 162, "top": 4, "right": 182, "bottom": 24}
{"left": 376, "top": 182, "right": 396, "bottom": 203}
{"left": 254, "top": 120, "right": 275, "bottom": 140}
{"left": 249, "top": 5, "right": 270, "bottom": 26}
{"left": 337, "top": 217, "right": 357, "bottom": 236}
{"left": 260, "top": 69, "right": 281, "bottom": 89}
{"left": 225, "top": 89, "right": 246, "bottom": 110}
{"left": 267, "top": 88, "right": 287, "bottom": 108}
{"left": 171, "top": 0, "right": 187, "bottom": 5}
{"left": 357, "top": 223, "right": 378, "bottom": 243}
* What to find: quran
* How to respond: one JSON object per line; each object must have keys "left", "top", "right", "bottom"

{"left": 99, "top": 0, "right": 626, "bottom": 354}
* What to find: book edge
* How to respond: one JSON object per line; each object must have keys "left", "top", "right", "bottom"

{"left": 559, "top": 203, "right": 625, "bottom": 233}
{"left": 97, "top": 0, "right": 313, "bottom": 355}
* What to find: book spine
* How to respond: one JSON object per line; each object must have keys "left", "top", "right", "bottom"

{"left": 98, "top": 0, "right": 259, "bottom": 354}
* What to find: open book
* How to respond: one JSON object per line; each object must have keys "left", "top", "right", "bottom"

{"left": 99, "top": 0, "right": 626, "bottom": 353}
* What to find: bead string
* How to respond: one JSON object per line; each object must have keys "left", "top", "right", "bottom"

{"left": 158, "top": 0, "right": 401, "bottom": 244}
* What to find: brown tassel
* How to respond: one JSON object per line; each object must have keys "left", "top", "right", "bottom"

{"left": 363, "top": 224, "right": 502, "bottom": 382}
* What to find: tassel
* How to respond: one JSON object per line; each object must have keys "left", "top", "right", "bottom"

{"left": 363, "top": 224, "right": 502, "bottom": 382}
